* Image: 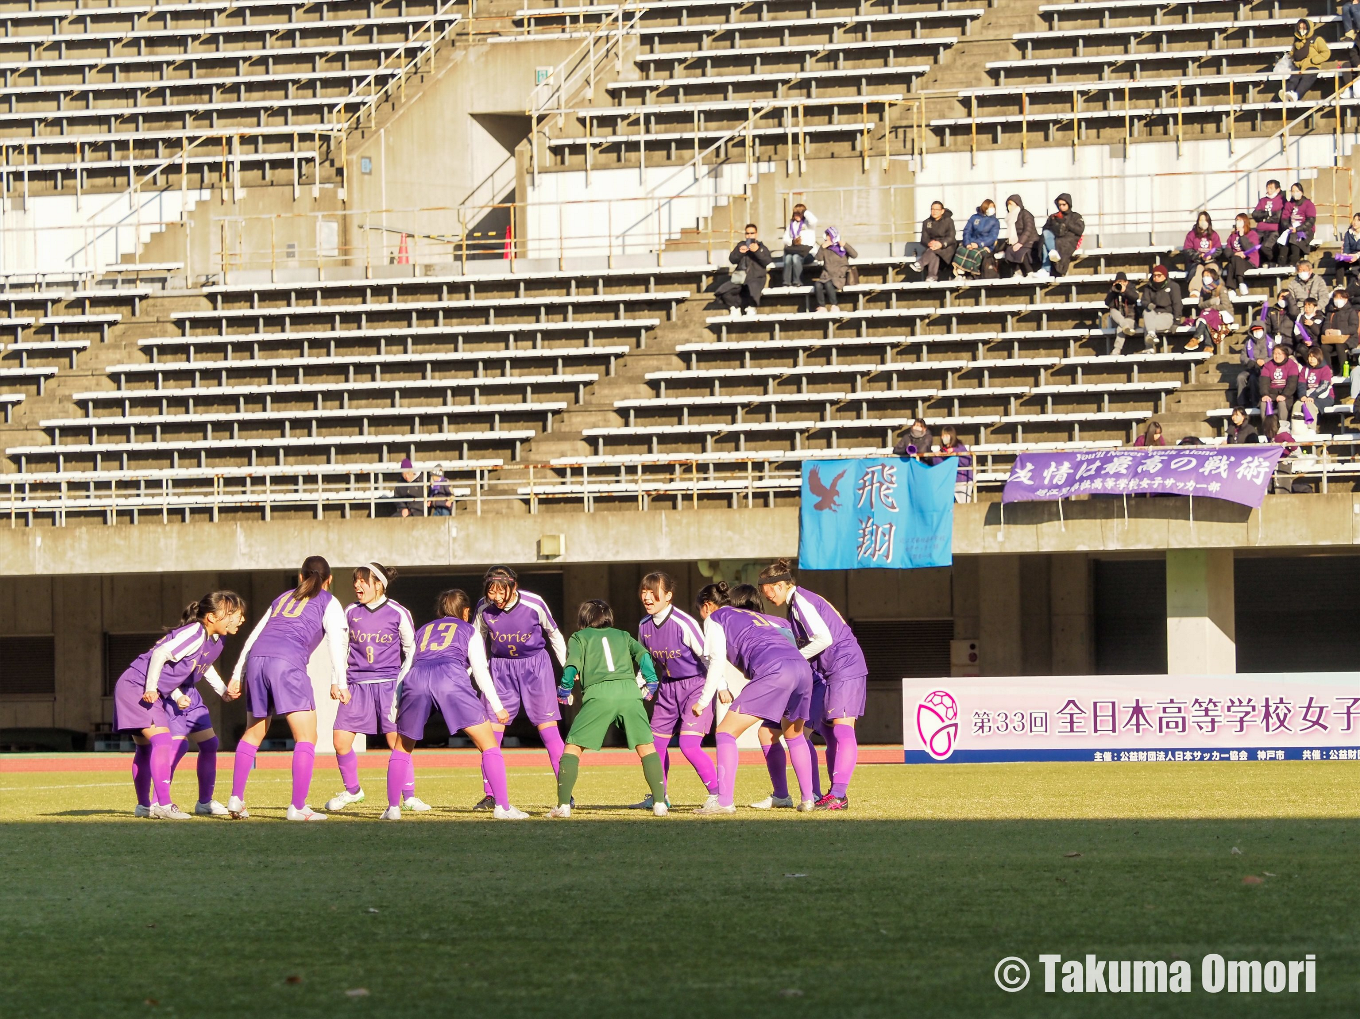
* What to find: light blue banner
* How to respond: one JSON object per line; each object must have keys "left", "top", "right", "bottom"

{"left": 798, "top": 458, "right": 955, "bottom": 570}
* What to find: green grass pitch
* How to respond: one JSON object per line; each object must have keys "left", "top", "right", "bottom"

{"left": 1, "top": 759, "right": 1357, "bottom": 1018}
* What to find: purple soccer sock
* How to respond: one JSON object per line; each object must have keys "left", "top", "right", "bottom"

{"left": 335, "top": 749, "right": 361, "bottom": 794}
{"left": 132, "top": 742, "right": 153, "bottom": 808}
{"left": 196, "top": 736, "right": 219, "bottom": 804}
{"left": 830, "top": 724, "right": 858, "bottom": 798}
{"left": 482, "top": 746, "right": 510, "bottom": 809}
{"left": 807, "top": 740, "right": 823, "bottom": 799}
{"left": 290, "top": 741, "right": 316, "bottom": 810}
{"left": 387, "top": 750, "right": 411, "bottom": 808}
{"left": 653, "top": 735, "right": 671, "bottom": 794}
{"left": 231, "top": 741, "right": 258, "bottom": 801}
{"left": 540, "top": 723, "right": 566, "bottom": 777}
{"left": 678, "top": 733, "right": 719, "bottom": 794}
{"left": 761, "top": 738, "right": 789, "bottom": 799}
{"left": 482, "top": 729, "right": 504, "bottom": 797}
{"left": 823, "top": 724, "right": 839, "bottom": 787}
{"left": 716, "top": 732, "right": 739, "bottom": 807}
{"left": 149, "top": 731, "right": 174, "bottom": 807}
{"left": 170, "top": 738, "right": 190, "bottom": 782}
{"left": 785, "top": 734, "right": 815, "bottom": 803}
{"left": 402, "top": 764, "right": 416, "bottom": 799}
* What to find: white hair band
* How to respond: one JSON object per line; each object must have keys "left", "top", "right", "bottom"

{"left": 367, "top": 563, "right": 389, "bottom": 588}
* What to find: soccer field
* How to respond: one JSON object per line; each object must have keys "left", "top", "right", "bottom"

{"left": 2, "top": 757, "right": 1356, "bottom": 1018}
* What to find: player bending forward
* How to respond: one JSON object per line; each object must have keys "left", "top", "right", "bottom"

{"left": 549, "top": 600, "right": 668, "bottom": 818}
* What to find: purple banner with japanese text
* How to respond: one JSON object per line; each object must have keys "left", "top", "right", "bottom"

{"left": 903, "top": 674, "right": 1360, "bottom": 764}
{"left": 1001, "top": 447, "right": 1283, "bottom": 508}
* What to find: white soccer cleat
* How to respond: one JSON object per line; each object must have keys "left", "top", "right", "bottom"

{"left": 749, "top": 794, "right": 794, "bottom": 809}
{"left": 195, "top": 799, "right": 230, "bottom": 816}
{"left": 380, "top": 806, "right": 402, "bottom": 821}
{"left": 694, "top": 802, "right": 737, "bottom": 816}
{"left": 227, "top": 795, "right": 249, "bottom": 819}
{"left": 402, "top": 796, "right": 432, "bottom": 812}
{"left": 796, "top": 799, "right": 816, "bottom": 812}
{"left": 493, "top": 804, "right": 530, "bottom": 820}
{"left": 701, "top": 793, "right": 722, "bottom": 811}
{"left": 149, "top": 803, "right": 192, "bottom": 820}
{"left": 324, "top": 789, "right": 365, "bottom": 811}
{"left": 548, "top": 804, "right": 572, "bottom": 818}
{"left": 652, "top": 802, "right": 669, "bottom": 817}
{"left": 134, "top": 804, "right": 153, "bottom": 817}
{"left": 628, "top": 793, "right": 655, "bottom": 809}
{"left": 286, "top": 804, "right": 327, "bottom": 821}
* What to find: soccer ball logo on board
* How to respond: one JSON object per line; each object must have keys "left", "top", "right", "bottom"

{"left": 917, "top": 689, "right": 959, "bottom": 760}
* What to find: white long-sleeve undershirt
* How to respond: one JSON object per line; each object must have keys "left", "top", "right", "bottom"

{"left": 696, "top": 616, "right": 733, "bottom": 710}
{"left": 466, "top": 637, "right": 502, "bottom": 715}
{"left": 789, "top": 587, "right": 833, "bottom": 662}
{"left": 143, "top": 625, "right": 207, "bottom": 694}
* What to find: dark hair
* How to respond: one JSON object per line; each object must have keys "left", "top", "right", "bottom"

{"left": 744, "top": 222, "right": 758, "bottom": 231}
{"left": 1195, "top": 211, "right": 1213, "bottom": 234}
{"left": 483, "top": 565, "right": 518, "bottom": 597}
{"left": 1266, "top": 178, "right": 1281, "bottom": 189}
{"left": 1176, "top": 436, "right": 1204, "bottom": 446}
{"left": 181, "top": 591, "right": 245, "bottom": 626}
{"left": 1298, "top": 259, "right": 1313, "bottom": 270}
{"left": 728, "top": 584, "right": 764, "bottom": 611}
{"left": 295, "top": 556, "right": 331, "bottom": 600}
{"left": 353, "top": 562, "right": 398, "bottom": 590}
{"left": 435, "top": 588, "right": 472, "bottom": 619}
{"left": 930, "top": 200, "right": 944, "bottom": 210}
{"left": 578, "top": 599, "right": 614, "bottom": 629}
{"left": 940, "top": 424, "right": 960, "bottom": 447}
{"left": 640, "top": 571, "right": 675, "bottom": 598}
{"left": 1230, "top": 406, "right": 1247, "bottom": 421}
{"left": 694, "top": 581, "right": 731, "bottom": 615}
{"left": 758, "top": 557, "right": 796, "bottom": 586}
{"left": 1306, "top": 345, "right": 1324, "bottom": 365}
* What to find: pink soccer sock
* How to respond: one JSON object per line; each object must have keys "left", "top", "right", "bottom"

{"left": 170, "top": 738, "right": 190, "bottom": 782}
{"left": 231, "top": 741, "right": 258, "bottom": 801}
{"left": 290, "top": 741, "right": 316, "bottom": 810}
{"left": 679, "top": 733, "right": 718, "bottom": 794}
{"left": 196, "top": 736, "right": 219, "bottom": 804}
{"left": 482, "top": 729, "right": 504, "bottom": 797}
{"left": 830, "top": 724, "right": 858, "bottom": 798}
{"left": 481, "top": 746, "right": 510, "bottom": 809}
{"left": 785, "top": 734, "right": 815, "bottom": 803}
{"left": 653, "top": 735, "right": 671, "bottom": 794}
{"left": 539, "top": 723, "right": 565, "bottom": 777}
{"left": 761, "top": 738, "right": 789, "bottom": 799}
{"left": 387, "top": 750, "right": 411, "bottom": 808}
{"left": 132, "top": 742, "right": 153, "bottom": 808}
{"left": 149, "top": 732, "right": 174, "bottom": 807}
{"left": 716, "top": 732, "right": 739, "bottom": 807}
{"left": 336, "top": 749, "right": 361, "bottom": 794}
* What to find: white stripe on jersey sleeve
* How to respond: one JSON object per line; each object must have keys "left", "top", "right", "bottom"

{"left": 393, "top": 602, "right": 417, "bottom": 684}
{"left": 521, "top": 592, "right": 568, "bottom": 665}
{"left": 167, "top": 624, "right": 207, "bottom": 661}
{"left": 672, "top": 609, "right": 707, "bottom": 658}
{"left": 790, "top": 588, "right": 833, "bottom": 661}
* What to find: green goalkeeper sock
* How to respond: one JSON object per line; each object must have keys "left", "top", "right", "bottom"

{"left": 641, "top": 752, "right": 666, "bottom": 804}
{"left": 556, "top": 752, "right": 580, "bottom": 807}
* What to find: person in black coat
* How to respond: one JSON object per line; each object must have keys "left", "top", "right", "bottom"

{"left": 1106, "top": 272, "right": 1141, "bottom": 354}
{"left": 1137, "top": 265, "right": 1183, "bottom": 348}
{"left": 1226, "top": 407, "right": 1259, "bottom": 444}
{"left": 996, "top": 194, "right": 1039, "bottom": 278}
{"left": 912, "top": 202, "right": 957, "bottom": 282}
{"left": 715, "top": 223, "right": 773, "bottom": 317}
{"left": 1038, "top": 192, "right": 1084, "bottom": 278}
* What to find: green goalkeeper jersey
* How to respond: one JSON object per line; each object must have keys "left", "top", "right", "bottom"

{"left": 563, "top": 626, "right": 657, "bottom": 696}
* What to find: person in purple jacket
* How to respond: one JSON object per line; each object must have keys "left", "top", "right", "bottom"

{"left": 759, "top": 560, "right": 868, "bottom": 811}
{"left": 691, "top": 582, "right": 816, "bottom": 815}
{"left": 1180, "top": 211, "right": 1222, "bottom": 291}
{"left": 1278, "top": 182, "right": 1318, "bottom": 268}
{"left": 112, "top": 591, "right": 245, "bottom": 819}
{"left": 226, "top": 556, "right": 349, "bottom": 821}
{"left": 323, "top": 563, "right": 418, "bottom": 814}
{"left": 381, "top": 589, "right": 526, "bottom": 820}
{"left": 632, "top": 571, "right": 722, "bottom": 811}
{"left": 1253, "top": 179, "right": 1285, "bottom": 266}
{"left": 469, "top": 565, "right": 568, "bottom": 810}
{"left": 1221, "top": 213, "right": 1261, "bottom": 297}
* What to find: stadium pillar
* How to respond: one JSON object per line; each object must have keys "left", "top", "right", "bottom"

{"left": 977, "top": 555, "right": 1022, "bottom": 676}
{"left": 1164, "top": 549, "right": 1235, "bottom": 675}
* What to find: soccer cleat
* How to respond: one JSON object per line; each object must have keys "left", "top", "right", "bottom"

{"left": 796, "top": 799, "right": 816, "bottom": 812}
{"left": 134, "top": 804, "right": 153, "bottom": 817}
{"left": 749, "top": 794, "right": 794, "bottom": 810}
{"left": 702, "top": 793, "right": 722, "bottom": 811}
{"left": 472, "top": 794, "right": 496, "bottom": 811}
{"left": 652, "top": 802, "right": 669, "bottom": 817}
{"left": 380, "top": 806, "right": 402, "bottom": 821}
{"left": 814, "top": 793, "right": 850, "bottom": 811}
{"left": 324, "top": 789, "right": 365, "bottom": 811}
{"left": 548, "top": 804, "right": 572, "bottom": 819}
{"left": 493, "top": 804, "right": 530, "bottom": 820}
{"left": 694, "top": 802, "right": 737, "bottom": 816}
{"left": 402, "top": 796, "right": 432, "bottom": 812}
{"left": 286, "top": 804, "right": 327, "bottom": 821}
{"left": 227, "top": 795, "right": 249, "bottom": 819}
{"left": 150, "top": 803, "right": 192, "bottom": 820}
{"left": 628, "top": 793, "right": 671, "bottom": 810}
{"left": 195, "top": 799, "right": 229, "bottom": 816}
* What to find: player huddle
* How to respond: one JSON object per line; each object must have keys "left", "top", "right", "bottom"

{"left": 110, "top": 556, "right": 867, "bottom": 820}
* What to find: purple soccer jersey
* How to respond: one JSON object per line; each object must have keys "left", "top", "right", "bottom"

{"left": 130, "top": 622, "right": 225, "bottom": 696}
{"left": 709, "top": 606, "right": 806, "bottom": 681}
{"left": 346, "top": 598, "right": 413, "bottom": 682}
{"left": 787, "top": 587, "right": 868, "bottom": 681}
{"left": 638, "top": 606, "right": 706, "bottom": 681}
{"left": 251, "top": 589, "right": 335, "bottom": 668}
{"left": 412, "top": 615, "right": 476, "bottom": 669}
{"left": 476, "top": 590, "right": 557, "bottom": 659}
{"left": 395, "top": 618, "right": 487, "bottom": 740}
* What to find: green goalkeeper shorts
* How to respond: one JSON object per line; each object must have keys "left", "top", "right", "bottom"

{"left": 565, "top": 681, "right": 654, "bottom": 751}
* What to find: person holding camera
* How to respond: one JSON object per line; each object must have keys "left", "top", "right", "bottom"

{"left": 1107, "top": 272, "right": 1140, "bottom": 354}
{"left": 715, "top": 223, "right": 773, "bottom": 318}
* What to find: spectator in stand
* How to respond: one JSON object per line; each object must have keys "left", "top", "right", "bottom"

{"left": 1180, "top": 211, "right": 1223, "bottom": 292}
{"left": 1320, "top": 286, "right": 1359, "bottom": 372}
{"left": 1334, "top": 213, "right": 1360, "bottom": 283}
{"left": 780, "top": 203, "right": 818, "bottom": 287}
{"left": 912, "top": 202, "right": 958, "bottom": 283}
{"left": 811, "top": 227, "right": 856, "bottom": 314}
{"left": 997, "top": 194, "right": 1039, "bottom": 278}
{"left": 1133, "top": 420, "right": 1165, "bottom": 447}
{"left": 1253, "top": 179, "right": 1285, "bottom": 265}
{"left": 1221, "top": 214, "right": 1261, "bottom": 297}
{"left": 1176, "top": 436, "right": 1205, "bottom": 446}
{"left": 1036, "top": 193, "right": 1084, "bottom": 279}
{"left": 1298, "top": 344, "right": 1336, "bottom": 429}
{"left": 427, "top": 465, "right": 454, "bottom": 516}
{"left": 1265, "top": 289, "right": 1296, "bottom": 342}
{"left": 1295, "top": 296, "right": 1324, "bottom": 353}
{"left": 1285, "top": 259, "right": 1327, "bottom": 315}
{"left": 1186, "top": 268, "right": 1236, "bottom": 352}
{"left": 1226, "top": 406, "right": 1259, "bottom": 444}
{"left": 1237, "top": 320, "right": 1270, "bottom": 408}
{"left": 1138, "top": 264, "right": 1183, "bottom": 349}
{"left": 716, "top": 223, "right": 772, "bottom": 318}
{"left": 1278, "top": 183, "right": 1318, "bottom": 267}
{"left": 1107, "top": 272, "right": 1142, "bottom": 354}
{"left": 1343, "top": 0, "right": 1360, "bottom": 40}
{"left": 1260, "top": 343, "right": 1300, "bottom": 426}
{"left": 394, "top": 458, "right": 426, "bottom": 518}
{"left": 954, "top": 200, "right": 1000, "bottom": 280}
{"left": 893, "top": 418, "right": 933, "bottom": 457}
{"left": 931, "top": 425, "right": 973, "bottom": 503}
{"left": 1282, "top": 19, "right": 1331, "bottom": 102}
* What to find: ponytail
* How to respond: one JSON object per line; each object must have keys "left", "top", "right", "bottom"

{"left": 758, "top": 558, "right": 796, "bottom": 585}
{"left": 180, "top": 590, "right": 245, "bottom": 626}
{"left": 694, "top": 581, "right": 730, "bottom": 615}
{"left": 294, "top": 555, "right": 331, "bottom": 600}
